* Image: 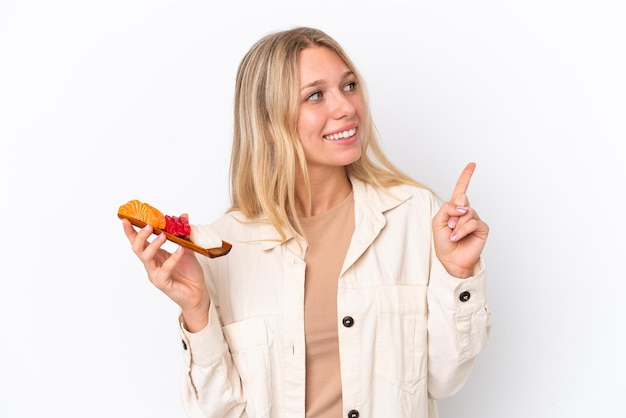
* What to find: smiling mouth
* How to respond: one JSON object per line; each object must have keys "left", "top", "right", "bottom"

{"left": 323, "top": 128, "right": 357, "bottom": 141}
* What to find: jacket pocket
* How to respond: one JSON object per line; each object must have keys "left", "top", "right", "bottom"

{"left": 222, "top": 317, "right": 272, "bottom": 418}
{"left": 375, "top": 285, "right": 427, "bottom": 394}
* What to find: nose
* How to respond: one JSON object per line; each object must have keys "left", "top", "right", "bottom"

{"left": 330, "top": 90, "right": 356, "bottom": 119}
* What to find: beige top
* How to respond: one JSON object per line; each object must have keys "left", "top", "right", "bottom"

{"left": 301, "top": 191, "right": 355, "bottom": 418}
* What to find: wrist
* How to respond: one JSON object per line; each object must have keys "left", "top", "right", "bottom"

{"left": 181, "top": 301, "right": 210, "bottom": 333}
{"left": 444, "top": 259, "right": 480, "bottom": 279}
{"left": 448, "top": 269, "right": 472, "bottom": 279}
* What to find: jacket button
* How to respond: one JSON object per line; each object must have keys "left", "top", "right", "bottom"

{"left": 459, "top": 291, "right": 471, "bottom": 302}
{"left": 347, "top": 410, "right": 359, "bottom": 418}
{"left": 342, "top": 316, "right": 355, "bottom": 327}
{"left": 181, "top": 339, "right": 188, "bottom": 350}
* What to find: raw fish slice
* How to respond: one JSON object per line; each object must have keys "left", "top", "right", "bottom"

{"left": 118, "top": 200, "right": 166, "bottom": 229}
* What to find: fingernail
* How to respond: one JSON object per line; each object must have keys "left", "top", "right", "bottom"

{"left": 456, "top": 207, "right": 468, "bottom": 214}
{"left": 450, "top": 232, "right": 458, "bottom": 241}
{"left": 448, "top": 219, "right": 457, "bottom": 228}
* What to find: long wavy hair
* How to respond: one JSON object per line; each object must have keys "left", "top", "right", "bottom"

{"left": 228, "top": 26, "right": 427, "bottom": 239}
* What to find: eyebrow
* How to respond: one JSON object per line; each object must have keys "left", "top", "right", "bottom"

{"left": 300, "top": 71, "right": 355, "bottom": 92}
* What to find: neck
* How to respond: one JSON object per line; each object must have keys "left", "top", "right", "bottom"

{"left": 295, "top": 167, "right": 352, "bottom": 218}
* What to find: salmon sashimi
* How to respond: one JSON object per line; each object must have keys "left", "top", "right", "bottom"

{"left": 118, "top": 199, "right": 166, "bottom": 229}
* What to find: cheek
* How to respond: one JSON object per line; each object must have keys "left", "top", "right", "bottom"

{"left": 297, "top": 109, "right": 323, "bottom": 137}
{"left": 353, "top": 98, "right": 365, "bottom": 120}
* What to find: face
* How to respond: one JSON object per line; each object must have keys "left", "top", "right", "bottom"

{"left": 296, "top": 46, "right": 364, "bottom": 176}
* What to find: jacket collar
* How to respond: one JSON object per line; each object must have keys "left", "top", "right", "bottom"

{"left": 340, "top": 179, "right": 411, "bottom": 275}
{"left": 351, "top": 177, "right": 412, "bottom": 223}
{"left": 230, "top": 178, "right": 412, "bottom": 255}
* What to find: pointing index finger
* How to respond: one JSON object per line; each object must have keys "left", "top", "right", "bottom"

{"left": 451, "top": 162, "right": 476, "bottom": 206}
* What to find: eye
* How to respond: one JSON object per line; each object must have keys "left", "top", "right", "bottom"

{"left": 343, "top": 81, "right": 358, "bottom": 92}
{"left": 306, "top": 91, "right": 322, "bottom": 101}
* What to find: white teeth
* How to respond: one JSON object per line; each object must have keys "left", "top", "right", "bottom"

{"left": 324, "top": 128, "right": 356, "bottom": 141}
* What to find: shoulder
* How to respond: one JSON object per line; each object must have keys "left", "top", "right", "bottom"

{"left": 209, "top": 210, "right": 284, "bottom": 244}
{"left": 353, "top": 178, "right": 441, "bottom": 213}
{"left": 396, "top": 183, "right": 442, "bottom": 209}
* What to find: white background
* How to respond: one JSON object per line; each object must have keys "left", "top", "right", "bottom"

{"left": 1, "top": 1, "right": 624, "bottom": 417}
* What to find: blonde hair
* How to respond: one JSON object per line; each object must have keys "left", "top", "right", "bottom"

{"left": 229, "top": 27, "right": 427, "bottom": 239}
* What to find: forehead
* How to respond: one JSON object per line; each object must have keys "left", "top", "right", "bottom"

{"left": 298, "top": 46, "right": 350, "bottom": 84}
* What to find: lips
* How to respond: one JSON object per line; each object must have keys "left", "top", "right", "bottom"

{"left": 323, "top": 127, "right": 357, "bottom": 141}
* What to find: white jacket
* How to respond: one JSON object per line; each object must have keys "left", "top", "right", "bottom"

{"left": 179, "top": 179, "right": 491, "bottom": 418}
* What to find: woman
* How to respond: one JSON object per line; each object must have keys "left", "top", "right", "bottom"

{"left": 122, "top": 26, "right": 491, "bottom": 418}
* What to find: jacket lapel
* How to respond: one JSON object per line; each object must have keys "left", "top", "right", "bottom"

{"left": 339, "top": 179, "right": 411, "bottom": 276}
{"left": 228, "top": 179, "right": 412, "bottom": 273}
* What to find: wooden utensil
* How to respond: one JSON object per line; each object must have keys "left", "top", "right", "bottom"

{"left": 118, "top": 213, "right": 232, "bottom": 258}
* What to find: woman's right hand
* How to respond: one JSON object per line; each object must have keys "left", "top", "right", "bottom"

{"left": 122, "top": 216, "right": 210, "bottom": 331}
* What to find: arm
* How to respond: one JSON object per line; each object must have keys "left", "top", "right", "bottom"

{"left": 179, "top": 304, "right": 247, "bottom": 418}
{"left": 427, "top": 163, "right": 492, "bottom": 398}
{"left": 426, "top": 258, "right": 491, "bottom": 399}
{"left": 121, "top": 218, "right": 247, "bottom": 417}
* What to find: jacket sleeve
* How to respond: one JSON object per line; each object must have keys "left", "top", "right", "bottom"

{"left": 426, "top": 257, "right": 492, "bottom": 399}
{"left": 178, "top": 302, "right": 247, "bottom": 418}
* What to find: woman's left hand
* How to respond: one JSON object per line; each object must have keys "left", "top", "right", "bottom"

{"left": 432, "top": 162, "right": 489, "bottom": 278}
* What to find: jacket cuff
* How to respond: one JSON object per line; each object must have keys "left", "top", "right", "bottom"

{"left": 179, "top": 302, "right": 226, "bottom": 367}
{"left": 431, "top": 258, "right": 487, "bottom": 313}
{"left": 429, "top": 258, "right": 492, "bottom": 360}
